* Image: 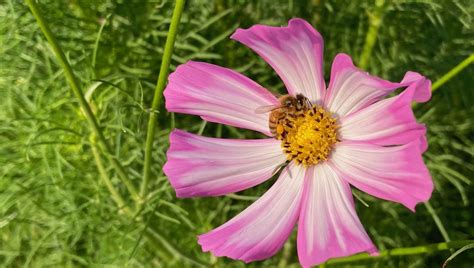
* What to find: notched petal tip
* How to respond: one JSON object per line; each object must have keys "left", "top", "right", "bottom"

{"left": 330, "top": 53, "right": 401, "bottom": 89}
{"left": 332, "top": 140, "right": 434, "bottom": 212}
{"left": 230, "top": 17, "right": 318, "bottom": 39}
{"left": 401, "top": 71, "right": 432, "bottom": 103}
{"left": 405, "top": 168, "right": 434, "bottom": 213}
{"left": 331, "top": 53, "right": 353, "bottom": 68}
{"left": 288, "top": 17, "right": 312, "bottom": 24}
{"left": 196, "top": 164, "right": 306, "bottom": 264}
{"left": 326, "top": 52, "right": 432, "bottom": 118}
{"left": 231, "top": 18, "right": 326, "bottom": 102}
{"left": 325, "top": 53, "right": 405, "bottom": 116}
{"left": 369, "top": 249, "right": 380, "bottom": 256}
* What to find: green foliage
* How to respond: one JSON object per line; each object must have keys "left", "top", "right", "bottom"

{"left": 1, "top": 0, "right": 473, "bottom": 267}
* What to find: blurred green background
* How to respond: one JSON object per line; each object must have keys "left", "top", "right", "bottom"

{"left": 1, "top": 0, "right": 473, "bottom": 267}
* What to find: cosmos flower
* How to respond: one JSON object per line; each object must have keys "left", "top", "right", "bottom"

{"left": 163, "top": 18, "right": 433, "bottom": 267}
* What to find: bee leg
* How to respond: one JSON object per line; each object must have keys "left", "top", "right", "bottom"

{"left": 271, "top": 160, "right": 290, "bottom": 177}
{"left": 285, "top": 162, "right": 294, "bottom": 179}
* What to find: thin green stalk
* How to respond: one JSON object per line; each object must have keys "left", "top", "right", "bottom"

{"left": 324, "top": 240, "right": 474, "bottom": 265}
{"left": 170, "top": 112, "right": 175, "bottom": 130}
{"left": 25, "top": 0, "right": 138, "bottom": 200}
{"left": 90, "top": 135, "right": 130, "bottom": 215}
{"left": 413, "top": 54, "right": 474, "bottom": 109}
{"left": 92, "top": 14, "right": 110, "bottom": 71}
{"left": 147, "top": 229, "right": 208, "bottom": 267}
{"left": 278, "top": 241, "right": 293, "bottom": 268}
{"left": 81, "top": 165, "right": 193, "bottom": 266}
{"left": 359, "top": 0, "right": 385, "bottom": 69}
{"left": 197, "top": 120, "right": 207, "bottom": 135}
{"left": 424, "top": 201, "right": 451, "bottom": 242}
{"left": 431, "top": 54, "right": 474, "bottom": 92}
{"left": 442, "top": 243, "right": 474, "bottom": 268}
{"left": 140, "top": 0, "right": 186, "bottom": 207}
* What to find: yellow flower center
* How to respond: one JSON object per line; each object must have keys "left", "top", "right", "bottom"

{"left": 278, "top": 106, "right": 339, "bottom": 166}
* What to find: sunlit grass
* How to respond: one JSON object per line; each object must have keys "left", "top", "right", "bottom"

{"left": 1, "top": 0, "right": 473, "bottom": 267}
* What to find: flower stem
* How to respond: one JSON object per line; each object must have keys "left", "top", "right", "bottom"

{"left": 147, "top": 229, "right": 208, "bottom": 267}
{"left": 359, "top": 0, "right": 385, "bottom": 69}
{"left": 442, "top": 243, "right": 474, "bottom": 268}
{"left": 90, "top": 135, "right": 130, "bottom": 215}
{"left": 25, "top": 0, "right": 138, "bottom": 200}
{"left": 324, "top": 240, "right": 474, "bottom": 265}
{"left": 424, "top": 201, "right": 451, "bottom": 242}
{"left": 431, "top": 54, "right": 474, "bottom": 92}
{"left": 140, "top": 0, "right": 186, "bottom": 209}
{"left": 92, "top": 14, "right": 111, "bottom": 71}
{"left": 413, "top": 54, "right": 473, "bottom": 109}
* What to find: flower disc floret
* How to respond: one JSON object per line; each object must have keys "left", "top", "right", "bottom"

{"left": 280, "top": 106, "right": 338, "bottom": 166}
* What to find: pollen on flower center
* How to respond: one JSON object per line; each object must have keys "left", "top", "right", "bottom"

{"left": 278, "top": 106, "right": 339, "bottom": 166}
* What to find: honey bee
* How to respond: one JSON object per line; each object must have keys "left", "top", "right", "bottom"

{"left": 255, "top": 94, "right": 312, "bottom": 138}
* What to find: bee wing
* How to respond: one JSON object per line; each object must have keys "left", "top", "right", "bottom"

{"left": 254, "top": 104, "right": 279, "bottom": 114}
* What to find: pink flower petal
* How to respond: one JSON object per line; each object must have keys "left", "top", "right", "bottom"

{"left": 198, "top": 163, "right": 306, "bottom": 263}
{"left": 164, "top": 61, "right": 279, "bottom": 136}
{"left": 339, "top": 73, "right": 431, "bottom": 151}
{"left": 231, "top": 18, "right": 325, "bottom": 102}
{"left": 331, "top": 141, "right": 433, "bottom": 211}
{"left": 400, "top": 71, "right": 432, "bottom": 103}
{"left": 163, "top": 129, "right": 286, "bottom": 198}
{"left": 324, "top": 53, "right": 431, "bottom": 117}
{"left": 297, "top": 162, "right": 377, "bottom": 267}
